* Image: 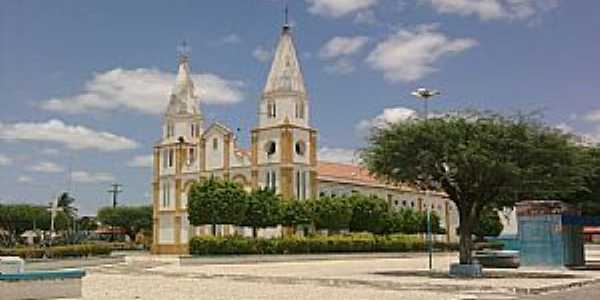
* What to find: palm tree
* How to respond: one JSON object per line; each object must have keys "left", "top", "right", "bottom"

{"left": 57, "top": 192, "right": 78, "bottom": 230}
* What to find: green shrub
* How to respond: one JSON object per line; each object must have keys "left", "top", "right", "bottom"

{"left": 0, "top": 247, "right": 45, "bottom": 259}
{"left": 0, "top": 244, "right": 111, "bottom": 259}
{"left": 189, "top": 234, "right": 457, "bottom": 256}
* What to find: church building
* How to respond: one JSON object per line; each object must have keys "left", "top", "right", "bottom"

{"left": 152, "top": 21, "right": 459, "bottom": 254}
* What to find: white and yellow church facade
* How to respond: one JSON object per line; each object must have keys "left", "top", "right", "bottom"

{"left": 152, "top": 23, "right": 459, "bottom": 254}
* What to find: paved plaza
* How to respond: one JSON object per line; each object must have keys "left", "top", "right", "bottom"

{"left": 49, "top": 246, "right": 600, "bottom": 300}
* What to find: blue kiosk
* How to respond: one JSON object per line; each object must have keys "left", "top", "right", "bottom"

{"left": 516, "top": 200, "right": 585, "bottom": 268}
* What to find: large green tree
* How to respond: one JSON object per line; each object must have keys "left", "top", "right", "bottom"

{"left": 187, "top": 178, "right": 248, "bottom": 235}
{"left": 280, "top": 200, "right": 312, "bottom": 232}
{"left": 348, "top": 194, "right": 390, "bottom": 234}
{"left": 310, "top": 196, "right": 353, "bottom": 233}
{"left": 573, "top": 147, "right": 600, "bottom": 216}
{"left": 362, "top": 113, "right": 585, "bottom": 264}
{"left": 240, "top": 188, "right": 282, "bottom": 238}
{"left": 97, "top": 206, "right": 153, "bottom": 241}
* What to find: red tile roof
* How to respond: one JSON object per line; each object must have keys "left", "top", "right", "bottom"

{"left": 317, "top": 161, "right": 411, "bottom": 191}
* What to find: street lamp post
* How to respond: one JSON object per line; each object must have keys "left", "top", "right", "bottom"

{"left": 411, "top": 88, "right": 440, "bottom": 271}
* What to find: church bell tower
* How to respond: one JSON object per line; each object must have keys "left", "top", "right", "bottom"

{"left": 251, "top": 18, "right": 318, "bottom": 201}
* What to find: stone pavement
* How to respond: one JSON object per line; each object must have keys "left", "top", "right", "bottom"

{"left": 53, "top": 247, "right": 600, "bottom": 300}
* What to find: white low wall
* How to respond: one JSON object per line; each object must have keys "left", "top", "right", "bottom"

{"left": 0, "top": 278, "right": 82, "bottom": 300}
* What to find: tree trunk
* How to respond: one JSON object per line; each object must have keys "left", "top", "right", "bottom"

{"left": 211, "top": 224, "right": 217, "bottom": 236}
{"left": 252, "top": 227, "right": 258, "bottom": 238}
{"left": 458, "top": 223, "right": 473, "bottom": 265}
{"left": 458, "top": 206, "right": 475, "bottom": 265}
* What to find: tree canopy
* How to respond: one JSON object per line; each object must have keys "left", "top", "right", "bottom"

{"left": 188, "top": 178, "right": 248, "bottom": 230}
{"left": 362, "top": 112, "right": 587, "bottom": 264}
{"left": 348, "top": 194, "right": 390, "bottom": 234}
{"left": 97, "top": 206, "right": 153, "bottom": 240}
{"left": 240, "top": 188, "right": 282, "bottom": 237}
{"left": 310, "top": 196, "right": 353, "bottom": 232}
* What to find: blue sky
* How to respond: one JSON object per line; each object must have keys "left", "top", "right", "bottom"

{"left": 1, "top": 0, "right": 599, "bottom": 215}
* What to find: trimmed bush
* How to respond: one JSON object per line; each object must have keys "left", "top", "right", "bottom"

{"left": 189, "top": 234, "right": 457, "bottom": 256}
{"left": 0, "top": 244, "right": 112, "bottom": 259}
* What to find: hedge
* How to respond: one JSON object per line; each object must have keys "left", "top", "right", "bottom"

{"left": 189, "top": 234, "right": 458, "bottom": 255}
{"left": 0, "top": 244, "right": 112, "bottom": 259}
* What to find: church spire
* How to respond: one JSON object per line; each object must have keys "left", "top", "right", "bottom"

{"left": 166, "top": 41, "right": 200, "bottom": 116}
{"left": 262, "top": 10, "right": 306, "bottom": 96}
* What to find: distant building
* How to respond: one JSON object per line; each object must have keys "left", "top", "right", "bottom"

{"left": 152, "top": 21, "right": 458, "bottom": 254}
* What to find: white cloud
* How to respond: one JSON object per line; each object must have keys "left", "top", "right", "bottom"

{"left": 366, "top": 25, "right": 478, "bottom": 82}
{"left": 421, "top": 0, "right": 560, "bottom": 21}
{"left": 306, "top": 0, "right": 378, "bottom": 18}
{"left": 319, "top": 36, "right": 369, "bottom": 59}
{"left": 72, "top": 171, "right": 115, "bottom": 184}
{"left": 320, "top": 36, "right": 369, "bottom": 75}
{"left": 356, "top": 107, "right": 418, "bottom": 133}
{"left": 128, "top": 155, "right": 153, "bottom": 168}
{"left": 0, "top": 154, "right": 12, "bottom": 166}
{"left": 17, "top": 176, "right": 33, "bottom": 183}
{"left": 41, "top": 148, "right": 60, "bottom": 156}
{"left": 324, "top": 58, "right": 356, "bottom": 75}
{"left": 40, "top": 68, "right": 244, "bottom": 115}
{"left": 0, "top": 119, "right": 138, "bottom": 152}
{"left": 354, "top": 10, "right": 378, "bottom": 24}
{"left": 253, "top": 46, "right": 272, "bottom": 63}
{"left": 318, "top": 147, "right": 360, "bottom": 164}
{"left": 583, "top": 110, "right": 600, "bottom": 123}
{"left": 217, "top": 33, "right": 242, "bottom": 45}
{"left": 27, "top": 161, "right": 64, "bottom": 173}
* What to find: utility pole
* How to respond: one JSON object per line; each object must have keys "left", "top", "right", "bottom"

{"left": 107, "top": 183, "right": 123, "bottom": 208}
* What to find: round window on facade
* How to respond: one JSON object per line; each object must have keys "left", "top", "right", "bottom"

{"left": 295, "top": 141, "right": 306, "bottom": 156}
{"left": 265, "top": 141, "right": 277, "bottom": 156}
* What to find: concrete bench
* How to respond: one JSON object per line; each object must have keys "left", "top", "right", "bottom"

{"left": 474, "top": 250, "right": 520, "bottom": 268}
{"left": 0, "top": 269, "right": 86, "bottom": 300}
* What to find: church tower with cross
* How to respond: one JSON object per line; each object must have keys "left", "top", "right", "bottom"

{"left": 251, "top": 16, "right": 318, "bottom": 201}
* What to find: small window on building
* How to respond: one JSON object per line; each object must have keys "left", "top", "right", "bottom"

{"left": 387, "top": 194, "right": 393, "bottom": 205}
{"left": 402, "top": 200, "right": 407, "bottom": 207}
{"left": 410, "top": 201, "right": 415, "bottom": 208}
{"left": 266, "top": 170, "right": 277, "bottom": 191}
{"left": 265, "top": 141, "right": 276, "bottom": 156}
{"left": 162, "top": 181, "right": 171, "bottom": 207}
{"left": 394, "top": 200, "right": 399, "bottom": 206}
{"left": 213, "top": 138, "right": 218, "bottom": 150}
{"left": 191, "top": 124, "right": 196, "bottom": 137}
{"left": 168, "top": 149, "right": 174, "bottom": 167}
{"left": 319, "top": 192, "right": 326, "bottom": 197}
{"left": 187, "top": 148, "right": 195, "bottom": 165}
{"left": 295, "top": 102, "right": 305, "bottom": 119}
{"left": 162, "top": 150, "right": 168, "bottom": 169}
{"left": 166, "top": 122, "right": 174, "bottom": 138}
{"left": 267, "top": 102, "right": 276, "bottom": 118}
{"left": 295, "top": 141, "right": 306, "bottom": 156}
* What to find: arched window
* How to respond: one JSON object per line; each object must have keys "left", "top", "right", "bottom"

{"left": 166, "top": 122, "right": 174, "bottom": 138}
{"left": 267, "top": 102, "right": 276, "bottom": 118}
{"left": 168, "top": 149, "right": 174, "bottom": 167}
{"left": 295, "top": 141, "right": 306, "bottom": 156}
{"left": 213, "top": 138, "right": 218, "bottom": 150}
{"left": 265, "top": 170, "right": 277, "bottom": 191}
{"left": 265, "top": 141, "right": 276, "bottom": 156}
{"left": 295, "top": 102, "right": 304, "bottom": 119}
{"left": 187, "top": 147, "right": 196, "bottom": 165}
